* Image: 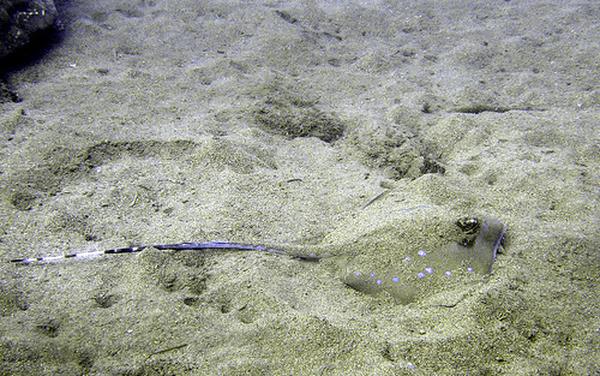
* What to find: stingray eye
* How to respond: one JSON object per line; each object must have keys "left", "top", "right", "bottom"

{"left": 456, "top": 217, "right": 480, "bottom": 234}
{"left": 456, "top": 216, "right": 482, "bottom": 247}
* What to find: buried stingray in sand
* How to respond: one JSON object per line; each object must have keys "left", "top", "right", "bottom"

{"left": 9, "top": 213, "right": 507, "bottom": 305}
{"left": 339, "top": 216, "right": 507, "bottom": 304}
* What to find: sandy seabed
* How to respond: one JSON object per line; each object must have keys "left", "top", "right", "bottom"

{"left": 0, "top": 1, "right": 598, "bottom": 375}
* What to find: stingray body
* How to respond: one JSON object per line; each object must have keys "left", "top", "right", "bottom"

{"left": 340, "top": 217, "right": 507, "bottom": 304}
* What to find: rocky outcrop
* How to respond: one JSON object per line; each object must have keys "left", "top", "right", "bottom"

{"left": 0, "top": 0, "right": 58, "bottom": 61}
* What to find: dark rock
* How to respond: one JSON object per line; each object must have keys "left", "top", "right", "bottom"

{"left": 0, "top": 79, "right": 21, "bottom": 102}
{"left": 0, "top": 0, "right": 58, "bottom": 61}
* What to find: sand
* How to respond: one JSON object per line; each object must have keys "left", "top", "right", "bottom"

{"left": 0, "top": 1, "right": 598, "bottom": 374}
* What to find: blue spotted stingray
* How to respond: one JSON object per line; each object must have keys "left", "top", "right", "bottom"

{"left": 340, "top": 216, "right": 507, "bottom": 304}
{"left": 9, "top": 216, "right": 506, "bottom": 304}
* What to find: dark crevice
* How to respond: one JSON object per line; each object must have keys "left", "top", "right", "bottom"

{"left": 451, "top": 105, "right": 546, "bottom": 114}
{"left": 274, "top": 10, "right": 297, "bottom": 25}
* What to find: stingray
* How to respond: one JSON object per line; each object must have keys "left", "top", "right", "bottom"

{"left": 9, "top": 215, "right": 506, "bottom": 305}
{"left": 338, "top": 216, "right": 507, "bottom": 304}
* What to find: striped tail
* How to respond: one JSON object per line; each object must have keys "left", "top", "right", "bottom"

{"left": 9, "top": 241, "right": 291, "bottom": 265}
